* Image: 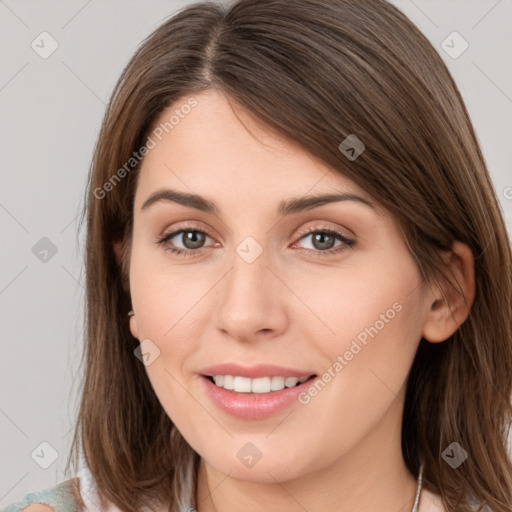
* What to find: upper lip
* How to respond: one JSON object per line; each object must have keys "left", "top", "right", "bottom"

{"left": 200, "top": 363, "right": 317, "bottom": 379}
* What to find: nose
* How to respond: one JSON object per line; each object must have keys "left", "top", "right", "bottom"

{"left": 213, "top": 248, "right": 289, "bottom": 344}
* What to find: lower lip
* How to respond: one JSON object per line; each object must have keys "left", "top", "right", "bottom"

{"left": 200, "top": 375, "right": 317, "bottom": 420}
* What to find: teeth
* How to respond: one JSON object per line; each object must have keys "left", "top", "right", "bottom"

{"left": 252, "top": 377, "right": 271, "bottom": 393}
{"left": 213, "top": 375, "right": 224, "bottom": 387}
{"left": 270, "top": 376, "right": 285, "bottom": 391}
{"left": 233, "top": 376, "right": 252, "bottom": 392}
{"left": 210, "top": 375, "right": 311, "bottom": 393}
{"left": 285, "top": 377, "right": 298, "bottom": 387}
{"left": 223, "top": 375, "right": 234, "bottom": 390}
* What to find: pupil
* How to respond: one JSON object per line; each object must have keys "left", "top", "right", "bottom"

{"left": 183, "top": 231, "right": 205, "bottom": 250}
{"left": 313, "top": 232, "right": 334, "bottom": 250}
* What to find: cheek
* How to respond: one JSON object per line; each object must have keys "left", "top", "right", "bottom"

{"left": 129, "top": 240, "right": 204, "bottom": 341}
{"left": 282, "top": 283, "right": 423, "bottom": 471}
{"left": 292, "top": 254, "right": 423, "bottom": 411}
{"left": 288, "top": 252, "right": 421, "bottom": 349}
{"left": 128, "top": 245, "right": 205, "bottom": 415}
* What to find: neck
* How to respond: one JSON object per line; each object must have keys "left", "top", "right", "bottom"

{"left": 195, "top": 397, "right": 419, "bottom": 512}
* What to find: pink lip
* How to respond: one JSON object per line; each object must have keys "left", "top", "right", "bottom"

{"left": 199, "top": 372, "right": 318, "bottom": 421}
{"left": 199, "top": 363, "right": 316, "bottom": 379}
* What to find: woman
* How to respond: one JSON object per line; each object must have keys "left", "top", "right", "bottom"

{"left": 3, "top": 0, "right": 511, "bottom": 511}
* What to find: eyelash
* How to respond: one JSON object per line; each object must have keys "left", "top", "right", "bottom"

{"left": 156, "top": 223, "right": 356, "bottom": 259}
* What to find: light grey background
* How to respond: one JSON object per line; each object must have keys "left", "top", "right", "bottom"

{"left": 1, "top": 0, "right": 511, "bottom": 506}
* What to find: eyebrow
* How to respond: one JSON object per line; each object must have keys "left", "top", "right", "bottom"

{"left": 140, "top": 188, "right": 376, "bottom": 216}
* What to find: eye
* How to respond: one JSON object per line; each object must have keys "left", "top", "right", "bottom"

{"left": 156, "top": 224, "right": 356, "bottom": 258}
{"left": 293, "top": 226, "right": 355, "bottom": 256}
{"left": 156, "top": 225, "right": 216, "bottom": 258}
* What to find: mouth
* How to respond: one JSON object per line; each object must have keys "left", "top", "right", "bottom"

{"left": 198, "top": 363, "right": 319, "bottom": 419}
{"left": 203, "top": 374, "right": 318, "bottom": 394}
{"left": 200, "top": 372, "right": 319, "bottom": 420}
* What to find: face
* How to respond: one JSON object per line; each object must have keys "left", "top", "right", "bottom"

{"left": 127, "top": 89, "right": 430, "bottom": 483}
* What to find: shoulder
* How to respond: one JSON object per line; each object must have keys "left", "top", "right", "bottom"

{"left": 0, "top": 477, "right": 84, "bottom": 512}
{"left": 419, "top": 488, "right": 446, "bottom": 512}
{"left": 420, "top": 488, "right": 492, "bottom": 512}
{"left": 17, "top": 507, "right": 53, "bottom": 512}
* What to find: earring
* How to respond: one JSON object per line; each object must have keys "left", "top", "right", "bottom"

{"left": 128, "top": 310, "right": 135, "bottom": 317}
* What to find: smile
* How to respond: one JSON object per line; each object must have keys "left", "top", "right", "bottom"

{"left": 200, "top": 373, "right": 318, "bottom": 420}
{"left": 207, "top": 375, "right": 312, "bottom": 393}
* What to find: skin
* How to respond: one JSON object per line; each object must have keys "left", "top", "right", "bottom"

{"left": 115, "top": 89, "right": 474, "bottom": 512}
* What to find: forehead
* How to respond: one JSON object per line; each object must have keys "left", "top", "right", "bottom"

{"left": 134, "top": 89, "right": 372, "bottom": 211}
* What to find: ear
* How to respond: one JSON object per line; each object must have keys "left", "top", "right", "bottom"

{"left": 113, "top": 239, "right": 132, "bottom": 294}
{"left": 421, "top": 241, "right": 475, "bottom": 343}
{"left": 113, "top": 240, "right": 122, "bottom": 265}
{"left": 113, "top": 240, "right": 137, "bottom": 337}
{"left": 129, "top": 315, "right": 139, "bottom": 340}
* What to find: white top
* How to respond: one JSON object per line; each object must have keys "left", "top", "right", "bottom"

{"left": 77, "top": 454, "right": 487, "bottom": 512}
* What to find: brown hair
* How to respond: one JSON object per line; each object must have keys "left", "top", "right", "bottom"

{"left": 66, "top": 1, "right": 512, "bottom": 511}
